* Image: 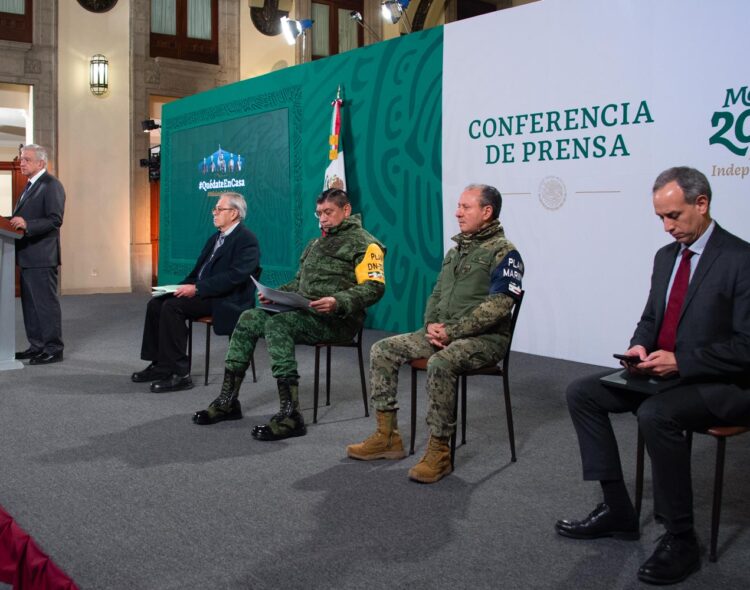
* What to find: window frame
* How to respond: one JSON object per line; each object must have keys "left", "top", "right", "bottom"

{"left": 150, "top": 0, "right": 219, "bottom": 65}
{"left": 310, "top": 0, "right": 364, "bottom": 61}
{"left": 0, "top": 0, "right": 33, "bottom": 43}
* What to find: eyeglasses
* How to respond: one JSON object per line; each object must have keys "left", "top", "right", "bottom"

{"left": 212, "top": 207, "right": 234, "bottom": 213}
{"left": 314, "top": 207, "right": 342, "bottom": 219}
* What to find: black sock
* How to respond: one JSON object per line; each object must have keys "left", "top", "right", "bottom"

{"left": 600, "top": 480, "right": 636, "bottom": 521}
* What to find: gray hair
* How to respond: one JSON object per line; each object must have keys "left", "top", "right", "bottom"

{"left": 465, "top": 183, "right": 502, "bottom": 219}
{"left": 652, "top": 166, "right": 712, "bottom": 205}
{"left": 221, "top": 192, "right": 247, "bottom": 221}
{"left": 21, "top": 144, "right": 49, "bottom": 166}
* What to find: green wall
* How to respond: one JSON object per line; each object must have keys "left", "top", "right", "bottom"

{"left": 160, "top": 27, "right": 443, "bottom": 333}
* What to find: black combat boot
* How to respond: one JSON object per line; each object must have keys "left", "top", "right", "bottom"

{"left": 251, "top": 377, "right": 307, "bottom": 441}
{"left": 192, "top": 368, "right": 246, "bottom": 425}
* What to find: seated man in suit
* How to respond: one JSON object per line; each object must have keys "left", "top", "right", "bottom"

{"left": 556, "top": 167, "right": 750, "bottom": 585}
{"left": 132, "top": 192, "right": 260, "bottom": 392}
{"left": 346, "top": 184, "right": 524, "bottom": 484}
{"left": 192, "top": 188, "right": 386, "bottom": 442}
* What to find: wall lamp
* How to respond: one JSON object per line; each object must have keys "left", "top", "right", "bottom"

{"left": 381, "top": 0, "right": 411, "bottom": 33}
{"left": 89, "top": 54, "right": 109, "bottom": 96}
{"left": 350, "top": 11, "right": 381, "bottom": 41}
{"left": 141, "top": 119, "right": 161, "bottom": 132}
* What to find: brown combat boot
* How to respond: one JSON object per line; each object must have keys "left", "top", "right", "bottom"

{"left": 346, "top": 410, "right": 406, "bottom": 460}
{"left": 408, "top": 435, "right": 452, "bottom": 483}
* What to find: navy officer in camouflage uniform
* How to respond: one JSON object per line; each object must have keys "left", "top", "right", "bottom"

{"left": 193, "top": 188, "right": 386, "bottom": 441}
{"left": 347, "top": 184, "right": 523, "bottom": 483}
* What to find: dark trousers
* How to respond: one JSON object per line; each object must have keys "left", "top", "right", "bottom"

{"left": 566, "top": 371, "right": 729, "bottom": 533}
{"left": 20, "top": 267, "right": 63, "bottom": 355}
{"left": 140, "top": 294, "right": 212, "bottom": 375}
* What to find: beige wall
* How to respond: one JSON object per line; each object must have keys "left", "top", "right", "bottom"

{"left": 240, "top": 1, "right": 296, "bottom": 80}
{"left": 58, "top": 0, "right": 131, "bottom": 294}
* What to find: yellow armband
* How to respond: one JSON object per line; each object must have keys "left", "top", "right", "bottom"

{"left": 355, "top": 243, "right": 385, "bottom": 284}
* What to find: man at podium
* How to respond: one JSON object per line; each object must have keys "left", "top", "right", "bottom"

{"left": 9, "top": 144, "right": 66, "bottom": 365}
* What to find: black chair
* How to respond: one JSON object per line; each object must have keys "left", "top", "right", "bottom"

{"left": 187, "top": 316, "right": 256, "bottom": 386}
{"left": 187, "top": 268, "right": 261, "bottom": 386}
{"left": 309, "top": 327, "right": 368, "bottom": 424}
{"left": 635, "top": 425, "right": 749, "bottom": 562}
{"left": 409, "top": 290, "right": 524, "bottom": 466}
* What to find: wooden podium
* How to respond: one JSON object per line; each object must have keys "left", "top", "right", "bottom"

{"left": 0, "top": 217, "right": 23, "bottom": 371}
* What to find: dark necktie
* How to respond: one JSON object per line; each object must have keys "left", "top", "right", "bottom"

{"left": 656, "top": 249, "right": 694, "bottom": 352}
{"left": 15, "top": 181, "right": 32, "bottom": 210}
{"left": 198, "top": 233, "right": 225, "bottom": 280}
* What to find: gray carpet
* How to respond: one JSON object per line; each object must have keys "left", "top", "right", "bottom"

{"left": 2, "top": 293, "right": 749, "bottom": 589}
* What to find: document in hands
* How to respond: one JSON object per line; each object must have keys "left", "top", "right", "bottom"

{"left": 252, "top": 276, "right": 312, "bottom": 313}
{"left": 151, "top": 285, "right": 182, "bottom": 297}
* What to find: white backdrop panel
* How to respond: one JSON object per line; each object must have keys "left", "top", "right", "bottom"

{"left": 443, "top": 0, "right": 750, "bottom": 367}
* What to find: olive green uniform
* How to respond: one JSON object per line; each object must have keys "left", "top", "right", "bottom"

{"left": 225, "top": 214, "right": 386, "bottom": 379}
{"left": 370, "top": 220, "right": 523, "bottom": 438}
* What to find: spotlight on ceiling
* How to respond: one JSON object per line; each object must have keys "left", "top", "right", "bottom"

{"left": 280, "top": 16, "right": 313, "bottom": 46}
{"left": 381, "top": 0, "right": 411, "bottom": 32}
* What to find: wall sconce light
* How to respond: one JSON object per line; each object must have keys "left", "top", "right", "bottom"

{"left": 350, "top": 11, "right": 381, "bottom": 41}
{"left": 381, "top": 0, "right": 411, "bottom": 33}
{"left": 89, "top": 54, "right": 109, "bottom": 96}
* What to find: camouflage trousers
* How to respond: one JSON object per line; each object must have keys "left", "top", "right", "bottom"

{"left": 225, "top": 308, "right": 358, "bottom": 380}
{"left": 370, "top": 330, "right": 505, "bottom": 438}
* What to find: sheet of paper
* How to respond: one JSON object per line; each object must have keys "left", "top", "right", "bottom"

{"left": 251, "top": 276, "right": 312, "bottom": 309}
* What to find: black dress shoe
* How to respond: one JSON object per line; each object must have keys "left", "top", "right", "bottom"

{"left": 638, "top": 530, "right": 700, "bottom": 585}
{"left": 555, "top": 503, "right": 640, "bottom": 540}
{"left": 29, "top": 351, "right": 63, "bottom": 365}
{"left": 16, "top": 348, "right": 42, "bottom": 360}
{"left": 150, "top": 374, "right": 193, "bottom": 393}
{"left": 192, "top": 400, "right": 243, "bottom": 425}
{"left": 132, "top": 363, "right": 170, "bottom": 383}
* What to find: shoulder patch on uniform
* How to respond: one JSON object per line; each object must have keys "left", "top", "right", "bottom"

{"left": 355, "top": 243, "right": 385, "bottom": 284}
{"left": 490, "top": 250, "right": 523, "bottom": 298}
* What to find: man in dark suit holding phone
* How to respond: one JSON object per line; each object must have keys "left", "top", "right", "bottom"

{"left": 556, "top": 167, "right": 750, "bottom": 585}
{"left": 10, "top": 144, "right": 66, "bottom": 365}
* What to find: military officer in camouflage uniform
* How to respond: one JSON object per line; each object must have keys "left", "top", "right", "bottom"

{"left": 193, "top": 188, "right": 386, "bottom": 441}
{"left": 347, "top": 184, "right": 524, "bottom": 483}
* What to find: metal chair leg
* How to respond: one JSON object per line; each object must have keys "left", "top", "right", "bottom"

{"left": 357, "top": 336, "right": 369, "bottom": 417}
{"left": 313, "top": 346, "right": 321, "bottom": 424}
{"left": 710, "top": 436, "right": 726, "bottom": 562}
{"left": 460, "top": 375, "right": 467, "bottom": 445}
{"left": 410, "top": 367, "right": 418, "bottom": 455}
{"left": 187, "top": 320, "right": 193, "bottom": 374}
{"left": 450, "top": 382, "right": 458, "bottom": 468}
{"left": 204, "top": 323, "right": 210, "bottom": 386}
{"left": 503, "top": 371, "right": 516, "bottom": 462}
{"left": 325, "top": 346, "right": 332, "bottom": 406}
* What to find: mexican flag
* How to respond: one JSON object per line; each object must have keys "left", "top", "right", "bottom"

{"left": 323, "top": 86, "right": 346, "bottom": 191}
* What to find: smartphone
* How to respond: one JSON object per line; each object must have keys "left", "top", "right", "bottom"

{"left": 613, "top": 353, "right": 641, "bottom": 365}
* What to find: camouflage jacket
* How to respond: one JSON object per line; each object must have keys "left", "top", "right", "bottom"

{"left": 424, "top": 220, "right": 523, "bottom": 347}
{"left": 278, "top": 214, "right": 386, "bottom": 325}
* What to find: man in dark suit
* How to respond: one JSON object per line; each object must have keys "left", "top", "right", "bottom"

{"left": 556, "top": 167, "right": 750, "bottom": 585}
{"left": 132, "top": 191, "right": 260, "bottom": 393}
{"left": 10, "top": 144, "right": 66, "bottom": 365}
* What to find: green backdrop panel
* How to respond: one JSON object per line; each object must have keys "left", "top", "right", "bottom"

{"left": 160, "top": 28, "right": 443, "bottom": 333}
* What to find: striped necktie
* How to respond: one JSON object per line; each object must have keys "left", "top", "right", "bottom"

{"left": 198, "top": 233, "right": 225, "bottom": 279}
